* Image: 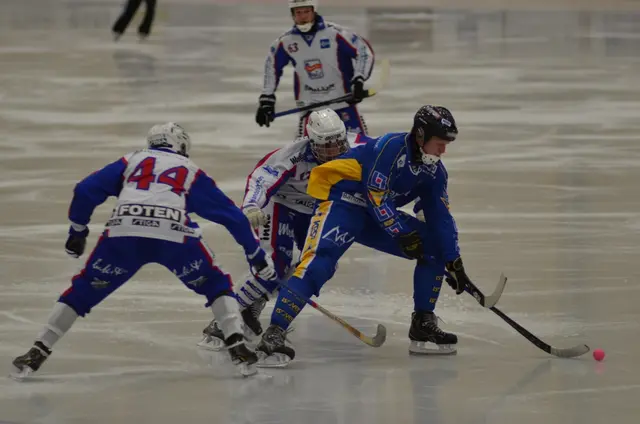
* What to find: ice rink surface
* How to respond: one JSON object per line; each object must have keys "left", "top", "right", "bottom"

{"left": 1, "top": 0, "right": 640, "bottom": 423}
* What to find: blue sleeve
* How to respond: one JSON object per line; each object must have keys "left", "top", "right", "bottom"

{"left": 68, "top": 158, "right": 127, "bottom": 226}
{"left": 419, "top": 165, "right": 461, "bottom": 262}
{"left": 363, "top": 136, "right": 412, "bottom": 238}
{"left": 186, "top": 171, "right": 261, "bottom": 256}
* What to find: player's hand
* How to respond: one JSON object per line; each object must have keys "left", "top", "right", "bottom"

{"left": 398, "top": 230, "right": 424, "bottom": 260}
{"left": 255, "top": 94, "right": 276, "bottom": 127}
{"left": 65, "top": 225, "right": 89, "bottom": 258}
{"left": 445, "top": 257, "right": 472, "bottom": 295}
{"left": 243, "top": 205, "right": 268, "bottom": 228}
{"left": 350, "top": 76, "right": 366, "bottom": 103}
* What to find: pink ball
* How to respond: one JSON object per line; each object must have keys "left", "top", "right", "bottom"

{"left": 593, "top": 349, "right": 605, "bottom": 362}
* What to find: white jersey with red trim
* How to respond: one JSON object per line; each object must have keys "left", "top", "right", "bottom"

{"left": 243, "top": 133, "right": 363, "bottom": 215}
{"left": 262, "top": 15, "right": 374, "bottom": 112}
{"left": 106, "top": 149, "right": 202, "bottom": 242}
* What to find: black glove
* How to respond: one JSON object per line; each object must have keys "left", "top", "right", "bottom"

{"left": 65, "top": 226, "right": 89, "bottom": 258}
{"left": 350, "top": 76, "right": 366, "bottom": 103}
{"left": 255, "top": 94, "right": 276, "bottom": 127}
{"left": 397, "top": 230, "right": 424, "bottom": 260}
{"left": 445, "top": 257, "right": 473, "bottom": 295}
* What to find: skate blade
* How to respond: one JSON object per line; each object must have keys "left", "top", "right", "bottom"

{"left": 255, "top": 351, "right": 292, "bottom": 368}
{"left": 8, "top": 365, "right": 35, "bottom": 381}
{"left": 197, "top": 335, "right": 225, "bottom": 352}
{"left": 235, "top": 362, "right": 258, "bottom": 377}
{"left": 408, "top": 341, "right": 457, "bottom": 356}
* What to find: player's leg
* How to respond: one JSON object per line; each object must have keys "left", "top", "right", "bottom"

{"left": 138, "top": 0, "right": 156, "bottom": 38}
{"left": 160, "top": 237, "right": 257, "bottom": 375}
{"left": 357, "top": 213, "right": 457, "bottom": 354}
{"left": 199, "top": 201, "right": 296, "bottom": 349}
{"left": 11, "top": 236, "right": 145, "bottom": 378}
{"left": 333, "top": 105, "right": 368, "bottom": 135}
{"left": 256, "top": 201, "right": 364, "bottom": 367}
{"left": 111, "top": 0, "right": 143, "bottom": 39}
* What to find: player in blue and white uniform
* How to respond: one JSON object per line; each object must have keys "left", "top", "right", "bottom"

{"left": 11, "top": 123, "right": 278, "bottom": 378}
{"left": 199, "top": 108, "right": 365, "bottom": 350}
{"left": 255, "top": 0, "right": 375, "bottom": 137}
{"left": 243, "top": 105, "right": 478, "bottom": 367}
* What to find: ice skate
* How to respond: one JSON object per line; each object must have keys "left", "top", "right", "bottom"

{"left": 408, "top": 311, "right": 457, "bottom": 355}
{"left": 256, "top": 324, "right": 295, "bottom": 368}
{"left": 225, "top": 333, "right": 258, "bottom": 377}
{"left": 198, "top": 319, "right": 226, "bottom": 351}
{"left": 10, "top": 342, "right": 51, "bottom": 380}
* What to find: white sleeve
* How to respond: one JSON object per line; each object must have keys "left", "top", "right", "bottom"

{"left": 341, "top": 28, "right": 375, "bottom": 81}
{"left": 261, "top": 36, "right": 292, "bottom": 96}
{"left": 242, "top": 141, "right": 305, "bottom": 209}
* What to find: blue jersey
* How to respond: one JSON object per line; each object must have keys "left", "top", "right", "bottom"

{"left": 307, "top": 132, "right": 460, "bottom": 261}
{"left": 68, "top": 147, "right": 260, "bottom": 255}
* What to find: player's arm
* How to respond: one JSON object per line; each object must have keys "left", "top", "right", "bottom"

{"left": 65, "top": 157, "right": 128, "bottom": 258}
{"left": 364, "top": 136, "right": 413, "bottom": 240}
{"left": 418, "top": 165, "right": 472, "bottom": 295}
{"left": 256, "top": 38, "right": 292, "bottom": 127}
{"left": 243, "top": 146, "right": 299, "bottom": 227}
{"left": 335, "top": 28, "right": 375, "bottom": 102}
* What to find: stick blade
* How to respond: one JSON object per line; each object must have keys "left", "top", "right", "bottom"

{"left": 483, "top": 273, "right": 508, "bottom": 308}
{"left": 368, "top": 324, "right": 387, "bottom": 347}
{"left": 550, "top": 344, "right": 590, "bottom": 358}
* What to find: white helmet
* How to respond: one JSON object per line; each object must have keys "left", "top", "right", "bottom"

{"left": 288, "top": 0, "right": 317, "bottom": 32}
{"left": 306, "top": 109, "right": 349, "bottom": 163}
{"left": 147, "top": 122, "right": 191, "bottom": 157}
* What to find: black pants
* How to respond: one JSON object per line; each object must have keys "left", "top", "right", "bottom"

{"left": 112, "top": 0, "right": 157, "bottom": 36}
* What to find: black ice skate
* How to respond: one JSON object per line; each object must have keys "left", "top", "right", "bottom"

{"left": 408, "top": 311, "right": 458, "bottom": 355}
{"left": 256, "top": 325, "right": 295, "bottom": 368}
{"left": 197, "top": 319, "right": 226, "bottom": 351}
{"left": 225, "top": 333, "right": 258, "bottom": 377}
{"left": 10, "top": 341, "right": 51, "bottom": 380}
{"left": 241, "top": 296, "right": 267, "bottom": 337}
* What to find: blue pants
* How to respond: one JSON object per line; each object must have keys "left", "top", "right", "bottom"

{"left": 60, "top": 235, "right": 233, "bottom": 317}
{"left": 270, "top": 200, "right": 446, "bottom": 329}
{"left": 298, "top": 105, "right": 368, "bottom": 138}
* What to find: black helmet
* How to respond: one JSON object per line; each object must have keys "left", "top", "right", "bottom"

{"left": 412, "top": 105, "right": 458, "bottom": 142}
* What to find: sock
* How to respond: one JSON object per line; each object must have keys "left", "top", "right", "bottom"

{"left": 36, "top": 302, "right": 79, "bottom": 350}
{"left": 270, "top": 276, "right": 315, "bottom": 330}
{"left": 413, "top": 266, "right": 444, "bottom": 312}
{"left": 211, "top": 295, "right": 243, "bottom": 341}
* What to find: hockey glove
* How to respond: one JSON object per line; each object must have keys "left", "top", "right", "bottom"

{"left": 350, "top": 76, "right": 366, "bottom": 103}
{"left": 445, "top": 257, "right": 472, "bottom": 295}
{"left": 65, "top": 225, "right": 89, "bottom": 258}
{"left": 243, "top": 205, "right": 268, "bottom": 228}
{"left": 398, "top": 230, "right": 424, "bottom": 260}
{"left": 255, "top": 94, "right": 276, "bottom": 127}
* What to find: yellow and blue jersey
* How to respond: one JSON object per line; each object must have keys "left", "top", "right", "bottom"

{"left": 307, "top": 132, "right": 460, "bottom": 262}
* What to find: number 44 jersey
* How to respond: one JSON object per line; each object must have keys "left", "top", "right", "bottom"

{"left": 68, "top": 147, "right": 259, "bottom": 248}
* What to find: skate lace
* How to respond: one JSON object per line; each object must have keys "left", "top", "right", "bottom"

{"left": 422, "top": 317, "right": 446, "bottom": 336}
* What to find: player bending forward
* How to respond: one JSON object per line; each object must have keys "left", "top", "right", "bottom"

{"left": 11, "top": 123, "right": 278, "bottom": 378}
{"left": 199, "top": 108, "right": 362, "bottom": 350}
{"left": 244, "top": 105, "right": 478, "bottom": 367}
{"left": 255, "top": 0, "right": 375, "bottom": 137}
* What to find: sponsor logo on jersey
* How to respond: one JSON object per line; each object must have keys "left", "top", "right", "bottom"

{"left": 170, "top": 223, "right": 196, "bottom": 234}
{"left": 340, "top": 192, "right": 366, "bottom": 207}
{"left": 369, "top": 171, "right": 388, "bottom": 190}
{"left": 260, "top": 214, "right": 272, "bottom": 241}
{"left": 304, "top": 59, "right": 324, "bottom": 80}
{"left": 320, "top": 39, "right": 331, "bottom": 49}
{"left": 397, "top": 154, "right": 406, "bottom": 169}
{"left": 287, "top": 42, "right": 299, "bottom": 54}
{"left": 92, "top": 258, "right": 128, "bottom": 276}
{"left": 132, "top": 218, "right": 161, "bottom": 228}
{"left": 105, "top": 218, "right": 122, "bottom": 227}
{"left": 263, "top": 165, "right": 279, "bottom": 177}
{"left": 304, "top": 83, "right": 335, "bottom": 93}
{"left": 293, "top": 198, "right": 316, "bottom": 209}
{"left": 115, "top": 204, "right": 182, "bottom": 222}
{"left": 374, "top": 204, "right": 395, "bottom": 222}
{"left": 290, "top": 155, "right": 305, "bottom": 165}
{"left": 341, "top": 111, "right": 350, "bottom": 121}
